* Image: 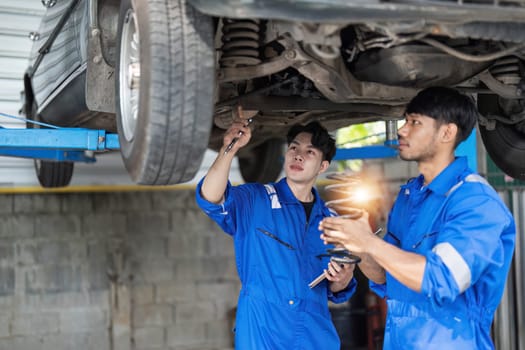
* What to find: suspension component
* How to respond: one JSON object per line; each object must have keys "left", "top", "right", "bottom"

{"left": 220, "top": 19, "right": 262, "bottom": 68}
{"left": 490, "top": 56, "right": 522, "bottom": 86}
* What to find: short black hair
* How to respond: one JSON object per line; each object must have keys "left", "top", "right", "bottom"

{"left": 286, "top": 121, "right": 336, "bottom": 162}
{"left": 405, "top": 86, "right": 478, "bottom": 147}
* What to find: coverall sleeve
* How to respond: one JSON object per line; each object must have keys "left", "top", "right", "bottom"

{"left": 370, "top": 210, "right": 400, "bottom": 298}
{"left": 328, "top": 278, "right": 358, "bottom": 303}
{"left": 195, "top": 177, "right": 254, "bottom": 236}
{"left": 420, "top": 189, "right": 514, "bottom": 306}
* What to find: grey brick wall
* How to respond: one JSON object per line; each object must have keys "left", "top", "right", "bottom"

{"left": 0, "top": 190, "right": 239, "bottom": 350}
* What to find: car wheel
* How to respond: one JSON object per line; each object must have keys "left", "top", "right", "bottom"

{"left": 478, "top": 94, "right": 525, "bottom": 180}
{"left": 34, "top": 160, "right": 74, "bottom": 188}
{"left": 115, "top": 0, "right": 215, "bottom": 185}
{"left": 26, "top": 101, "right": 74, "bottom": 188}
{"left": 238, "top": 139, "right": 285, "bottom": 183}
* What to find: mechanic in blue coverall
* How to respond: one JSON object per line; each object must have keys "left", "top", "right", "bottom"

{"left": 320, "top": 87, "right": 516, "bottom": 350}
{"left": 196, "top": 107, "right": 356, "bottom": 349}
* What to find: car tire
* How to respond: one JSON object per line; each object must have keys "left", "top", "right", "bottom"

{"left": 238, "top": 139, "right": 285, "bottom": 183}
{"left": 115, "top": 0, "right": 215, "bottom": 185}
{"left": 26, "top": 101, "right": 74, "bottom": 188}
{"left": 34, "top": 160, "right": 74, "bottom": 188}
{"left": 478, "top": 94, "right": 525, "bottom": 180}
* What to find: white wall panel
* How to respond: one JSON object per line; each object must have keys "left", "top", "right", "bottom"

{"left": 0, "top": 34, "right": 34, "bottom": 57}
{"left": 0, "top": 79, "right": 23, "bottom": 103}
{"left": 0, "top": 101, "right": 24, "bottom": 115}
{"left": 0, "top": 1, "right": 43, "bottom": 187}
{"left": 0, "top": 1, "right": 46, "bottom": 13}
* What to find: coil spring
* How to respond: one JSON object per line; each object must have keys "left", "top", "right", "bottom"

{"left": 322, "top": 171, "right": 386, "bottom": 217}
{"left": 220, "top": 19, "right": 261, "bottom": 68}
{"left": 490, "top": 57, "right": 522, "bottom": 85}
{"left": 324, "top": 173, "right": 364, "bottom": 216}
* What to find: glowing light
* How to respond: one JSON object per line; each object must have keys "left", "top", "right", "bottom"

{"left": 352, "top": 186, "right": 371, "bottom": 203}
{"left": 323, "top": 172, "right": 384, "bottom": 215}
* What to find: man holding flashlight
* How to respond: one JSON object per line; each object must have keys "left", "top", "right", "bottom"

{"left": 196, "top": 106, "right": 356, "bottom": 349}
{"left": 320, "top": 87, "right": 515, "bottom": 350}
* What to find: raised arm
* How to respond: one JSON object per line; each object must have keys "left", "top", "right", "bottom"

{"left": 200, "top": 106, "right": 254, "bottom": 204}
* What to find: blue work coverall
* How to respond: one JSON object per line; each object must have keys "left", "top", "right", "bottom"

{"left": 196, "top": 177, "right": 356, "bottom": 349}
{"left": 372, "top": 157, "right": 515, "bottom": 350}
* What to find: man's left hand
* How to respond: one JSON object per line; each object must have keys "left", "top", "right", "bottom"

{"left": 326, "top": 259, "right": 355, "bottom": 293}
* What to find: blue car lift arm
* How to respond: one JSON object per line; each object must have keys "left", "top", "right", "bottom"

{"left": 0, "top": 112, "right": 120, "bottom": 162}
{"left": 333, "top": 141, "right": 398, "bottom": 160}
{"left": 0, "top": 127, "right": 120, "bottom": 162}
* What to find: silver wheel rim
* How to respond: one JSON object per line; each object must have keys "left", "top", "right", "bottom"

{"left": 119, "top": 9, "right": 140, "bottom": 143}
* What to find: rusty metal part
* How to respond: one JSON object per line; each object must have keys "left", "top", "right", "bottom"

{"left": 220, "top": 19, "right": 262, "bottom": 68}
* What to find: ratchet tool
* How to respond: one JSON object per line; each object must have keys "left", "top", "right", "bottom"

{"left": 308, "top": 248, "right": 361, "bottom": 289}
{"left": 308, "top": 227, "right": 383, "bottom": 289}
{"left": 224, "top": 117, "right": 254, "bottom": 155}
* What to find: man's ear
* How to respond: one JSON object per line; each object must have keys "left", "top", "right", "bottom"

{"left": 319, "top": 160, "right": 330, "bottom": 174}
{"left": 441, "top": 123, "right": 458, "bottom": 144}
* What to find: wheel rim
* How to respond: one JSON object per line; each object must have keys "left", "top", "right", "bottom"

{"left": 119, "top": 8, "right": 140, "bottom": 143}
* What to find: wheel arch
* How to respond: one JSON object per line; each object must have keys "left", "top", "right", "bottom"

{"left": 85, "top": 0, "right": 120, "bottom": 114}
{"left": 478, "top": 94, "right": 525, "bottom": 181}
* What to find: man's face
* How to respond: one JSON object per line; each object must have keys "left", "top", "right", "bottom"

{"left": 397, "top": 113, "right": 441, "bottom": 162}
{"left": 284, "top": 132, "right": 329, "bottom": 184}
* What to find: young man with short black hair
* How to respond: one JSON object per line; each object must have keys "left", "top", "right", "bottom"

{"left": 320, "top": 86, "right": 516, "bottom": 350}
{"left": 196, "top": 108, "right": 356, "bottom": 349}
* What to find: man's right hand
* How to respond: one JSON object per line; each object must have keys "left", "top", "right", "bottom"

{"left": 201, "top": 105, "right": 257, "bottom": 204}
{"left": 222, "top": 105, "right": 256, "bottom": 156}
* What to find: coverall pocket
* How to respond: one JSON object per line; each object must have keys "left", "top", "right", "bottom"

{"left": 411, "top": 231, "right": 438, "bottom": 251}
{"left": 256, "top": 227, "right": 296, "bottom": 250}
{"left": 388, "top": 314, "right": 477, "bottom": 350}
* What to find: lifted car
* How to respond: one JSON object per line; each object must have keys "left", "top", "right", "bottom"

{"left": 23, "top": 0, "right": 525, "bottom": 187}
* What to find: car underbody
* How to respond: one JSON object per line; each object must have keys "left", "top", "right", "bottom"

{"left": 24, "top": 0, "right": 525, "bottom": 187}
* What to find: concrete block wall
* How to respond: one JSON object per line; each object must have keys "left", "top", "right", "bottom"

{"left": 0, "top": 190, "right": 240, "bottom": 350}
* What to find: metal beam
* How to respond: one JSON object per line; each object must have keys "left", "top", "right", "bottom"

{"left": 0, "top": 127, "right": 119, "bottom": 162}
{"left": 334, "top": 144, "right": 398, "bottom": 160}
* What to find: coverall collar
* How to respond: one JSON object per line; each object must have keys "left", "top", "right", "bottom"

{"left": 425, "top": 156, "right": 470, "bottom": 195}
{"left": 275, "top": 178, "right": 323, "bottom": 210}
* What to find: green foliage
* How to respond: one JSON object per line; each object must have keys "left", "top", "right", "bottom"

{"left": 336, "top": 122, "right": 386, "bottom": 171}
